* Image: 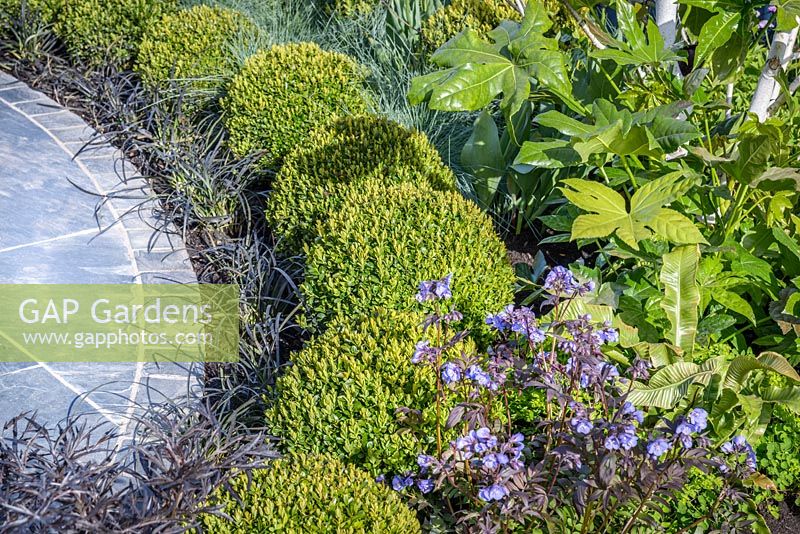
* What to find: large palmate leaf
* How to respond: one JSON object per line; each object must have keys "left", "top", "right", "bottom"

{"left": 660, "top": 245, "right": 701, "bottom": 356}
{"left": 561, "top": 177, "right": 706, "bottom": 249}
{"left": 627, "top": 358, "right": 724, "bottom": 408}
{"left": 408, "top": 4, "right": 580, "bottom": 118}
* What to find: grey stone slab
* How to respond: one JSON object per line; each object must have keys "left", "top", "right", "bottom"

{"left": 0, "top": 70, "right": 18, "bottom": 84}
{"left": 78, "top": 155, "right": 139, "bottom": 180}
{"left": 0, "top": 229, "right": 136, "bottom": 284}
{"left": 50, "top": 124, "right": 99, "bottom": 144}
{"left": 0, "top": 75, "right": 199, "bottom": 430}
{"left": 0, "top": 106, "right": 106, "bottom": 249}
{"left": 33, "top": 110, "right": 88, "bottom": 130}
{"left": 0, "top": 84, "right": 43, "bottom": 104}
{"left": 126, "top": 228, "right": 182, "bottom": 251}
{"left": 14, "top": 98, "right": 61, "bottom": 116}
{"left": 139, "top": 270, "right": 198, "bottom": 284}
{"left": 0, "top": 365, "right": 89, "bottom": 425}
{"left": 134, "top": 250, "right": 192, "bottom": 273}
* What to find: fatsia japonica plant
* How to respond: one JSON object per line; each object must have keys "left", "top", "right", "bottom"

{"left": 409, "top": 0, "right": 800, "bottom": 363}
{"left": 381, "top": 271, "right": 765, "bottom": 532}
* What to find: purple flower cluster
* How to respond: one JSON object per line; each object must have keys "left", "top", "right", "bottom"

{"left": 604, "top": 423, "right": 638, "bottom": 450}
{"left": 565, "top": 356, "right": 619, "bottom": 389}
{"left": 391, "top": 472, "right": 434, "bottom": 494}
{"left": 720, "top": 435, "right": 757, "bottom": 473}
{"left": 441, "top": 362, "right": 462, "bottom": 384}
{"left": 543, "top": 266, "right": 595, "bottom": 297}
{"left": 646, "top": 408, "right": 708, "bottom": 459}
{"left": 411, "top": 340, "right": 438, "bottom": 365}
{"left": 559, "top": 316, "right": 618, "bottom": 358}
{"left": 415, "top": 274, "right": 453, "bottom": 303}
{"left": 485, "top": 305, "right": 546, "bottom": 342}
{"left": 569, "top": 402, "right": 594, "bottom": 435}
{"left": 674, "top": 408, "right": 708, "bottom": 448}
{"left": 466, "top": 365, "right": 499, "bottom": 390}
{"left": 647, "top": 438, "right": 671, "bottom": 459}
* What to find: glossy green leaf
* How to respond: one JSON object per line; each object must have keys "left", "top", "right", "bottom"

{"left": 713, "top": 290, "right": 757, "bottom": 325}
{"left": 648, "top": 115, "right": 701, "bottom": 152}
{"left": 647, "top": 208, "right": 708, "bottom": 245}
{"left": 461, "top": 111, "right": 504, "bottom": 207}
{"left": 628, "top": 358, "right": 723, "bottom": 408}
{"left": 513, "top": 140, "right": 580, "bottom": 170}
{"left": 431, "top": 29, "right": 507, "bottom": 67}
{"left": 724, "top": 352, "right": 800, "bottom": 389}
{"left": 535, "top": 110, "right": 595, "bottom": 137}
{"left": 427, "top": 62, "right": 514, "bottom": 111}
{"left": 696, "top": 12, "right": 740, "bottom": 63}
{"left": 750, "top": 167, "right": 800, "bottom": 191}
{"left": 660, "top": 245, "right": 701, "bottom": 356}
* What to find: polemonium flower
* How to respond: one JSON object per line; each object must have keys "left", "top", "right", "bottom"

{"left": 392, "top": 474, "right": 414, "bottom": 491}
{"left": 412, "top": 340, "right": 437, "bottom": 364}
{"left": 441, "top": 362, "right": 462, "bottom": 385}
{"left": 721, "top": 435, "right": 757, "bottom": 471}
{"left": 466, "top": 365, "right": 496, "bottom": 390}
{"left": 478, "top": 484, "right": 509, "bottom": 502}
{"left": 415, "top": 274, "right": 453, "bottom": 302}
{"left": 597, "top": 322, "right": 619, "bottom": 343}
{"left": 604, "top": 435, "right": 621, "bottom": 450}
{"left": 571, "top": 417, "right": 593, "bottom": 435}
{"left": 482, "top": 453, "right": 500, "bottom": 470}
{"left": 417, "top": 454, "right": 435, "bottom": 469}
{"left": 621, "top": 401, "right": 644, "bottom": 425}
{"left": 544, "top": 266, "right": 579, "bottom": 294}
{"left": 628, "top": 358, "right": 651, "bottom": 380}
{"left": 647, "top": 438, "right": 671, "bottom": 459}
{"left": 618, "top": 427, "right": 639, "bottom": 450}
{"left": 687, "top": 408, "right": 708, "bottom": 433}
{"left": 485, "top": 305, "right": 513, "bottom": 332}
{"left": 416, "top": 479, "right": 434, "bottom": 494}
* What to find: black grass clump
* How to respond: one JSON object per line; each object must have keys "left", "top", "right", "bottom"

{"left": 0, "top": 403, "right": 276, "bottom": 533}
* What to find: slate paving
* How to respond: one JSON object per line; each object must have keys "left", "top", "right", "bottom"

{"left": 0, "top": 72, "right": 202, "bottom": 442}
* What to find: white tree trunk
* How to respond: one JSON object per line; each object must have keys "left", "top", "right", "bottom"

{"left": 655, "top": 0, "right": 679, "bottom": 48}
{"left": 749, "top": 26, "right": 800, "bottom": 121}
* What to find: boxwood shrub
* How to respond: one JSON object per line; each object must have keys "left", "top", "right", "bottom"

{"left": 267, "top": 310, "right": 457, "bottom": 476}
{"left": 54, "top": 0, "right": 177, "bottom": 68}
{"left": 323, "top": 0, "right": 375, "bottom": 16}
{"left": 267, "top": 114, "right": 456, "bottom": 251}
{"left": 419, "top": 0, "right": 520, "bottom": 53}
{"left": 135, "top": 5, "right": 258, "bottom": 96}
{"left": 301, "top": 180, "right": 514, "bottom": 335}
{"left": 221, "top": 42, "right": 369, "bottom": 166}
{"left": 0, "top": 0, "right": 60, "bottom": 35}
{"left": 202, "top": 453, "right": 421, "bottom": 533}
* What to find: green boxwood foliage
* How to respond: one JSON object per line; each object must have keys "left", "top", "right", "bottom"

{"left": 267, "top": 310, "right": 449, "bottom": 476}
{"left": 54, "top": 0, "right": 177, "bottom": 68}
{"left": 419, "top": 0, "right": 520, "bottom": 53}
{"left": 323, "top": 0, "right": 375, "bottom": 16}
{"left": 0, "top": 0, "right": 59, "bottom": 34}
{"left": 135, "top": 5, "right": 257, "bottom": 94}
{"left": 301, "top": 180, "right": 514, "bottom": 335}
{"left": 202, "top": 453, "right": 421, "bottom": 533}
{"left": 267, "top": 115, "right": 456, "bottom": 251}
{"left": 221, "top": 42, "right": 369, "bottom": 166}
